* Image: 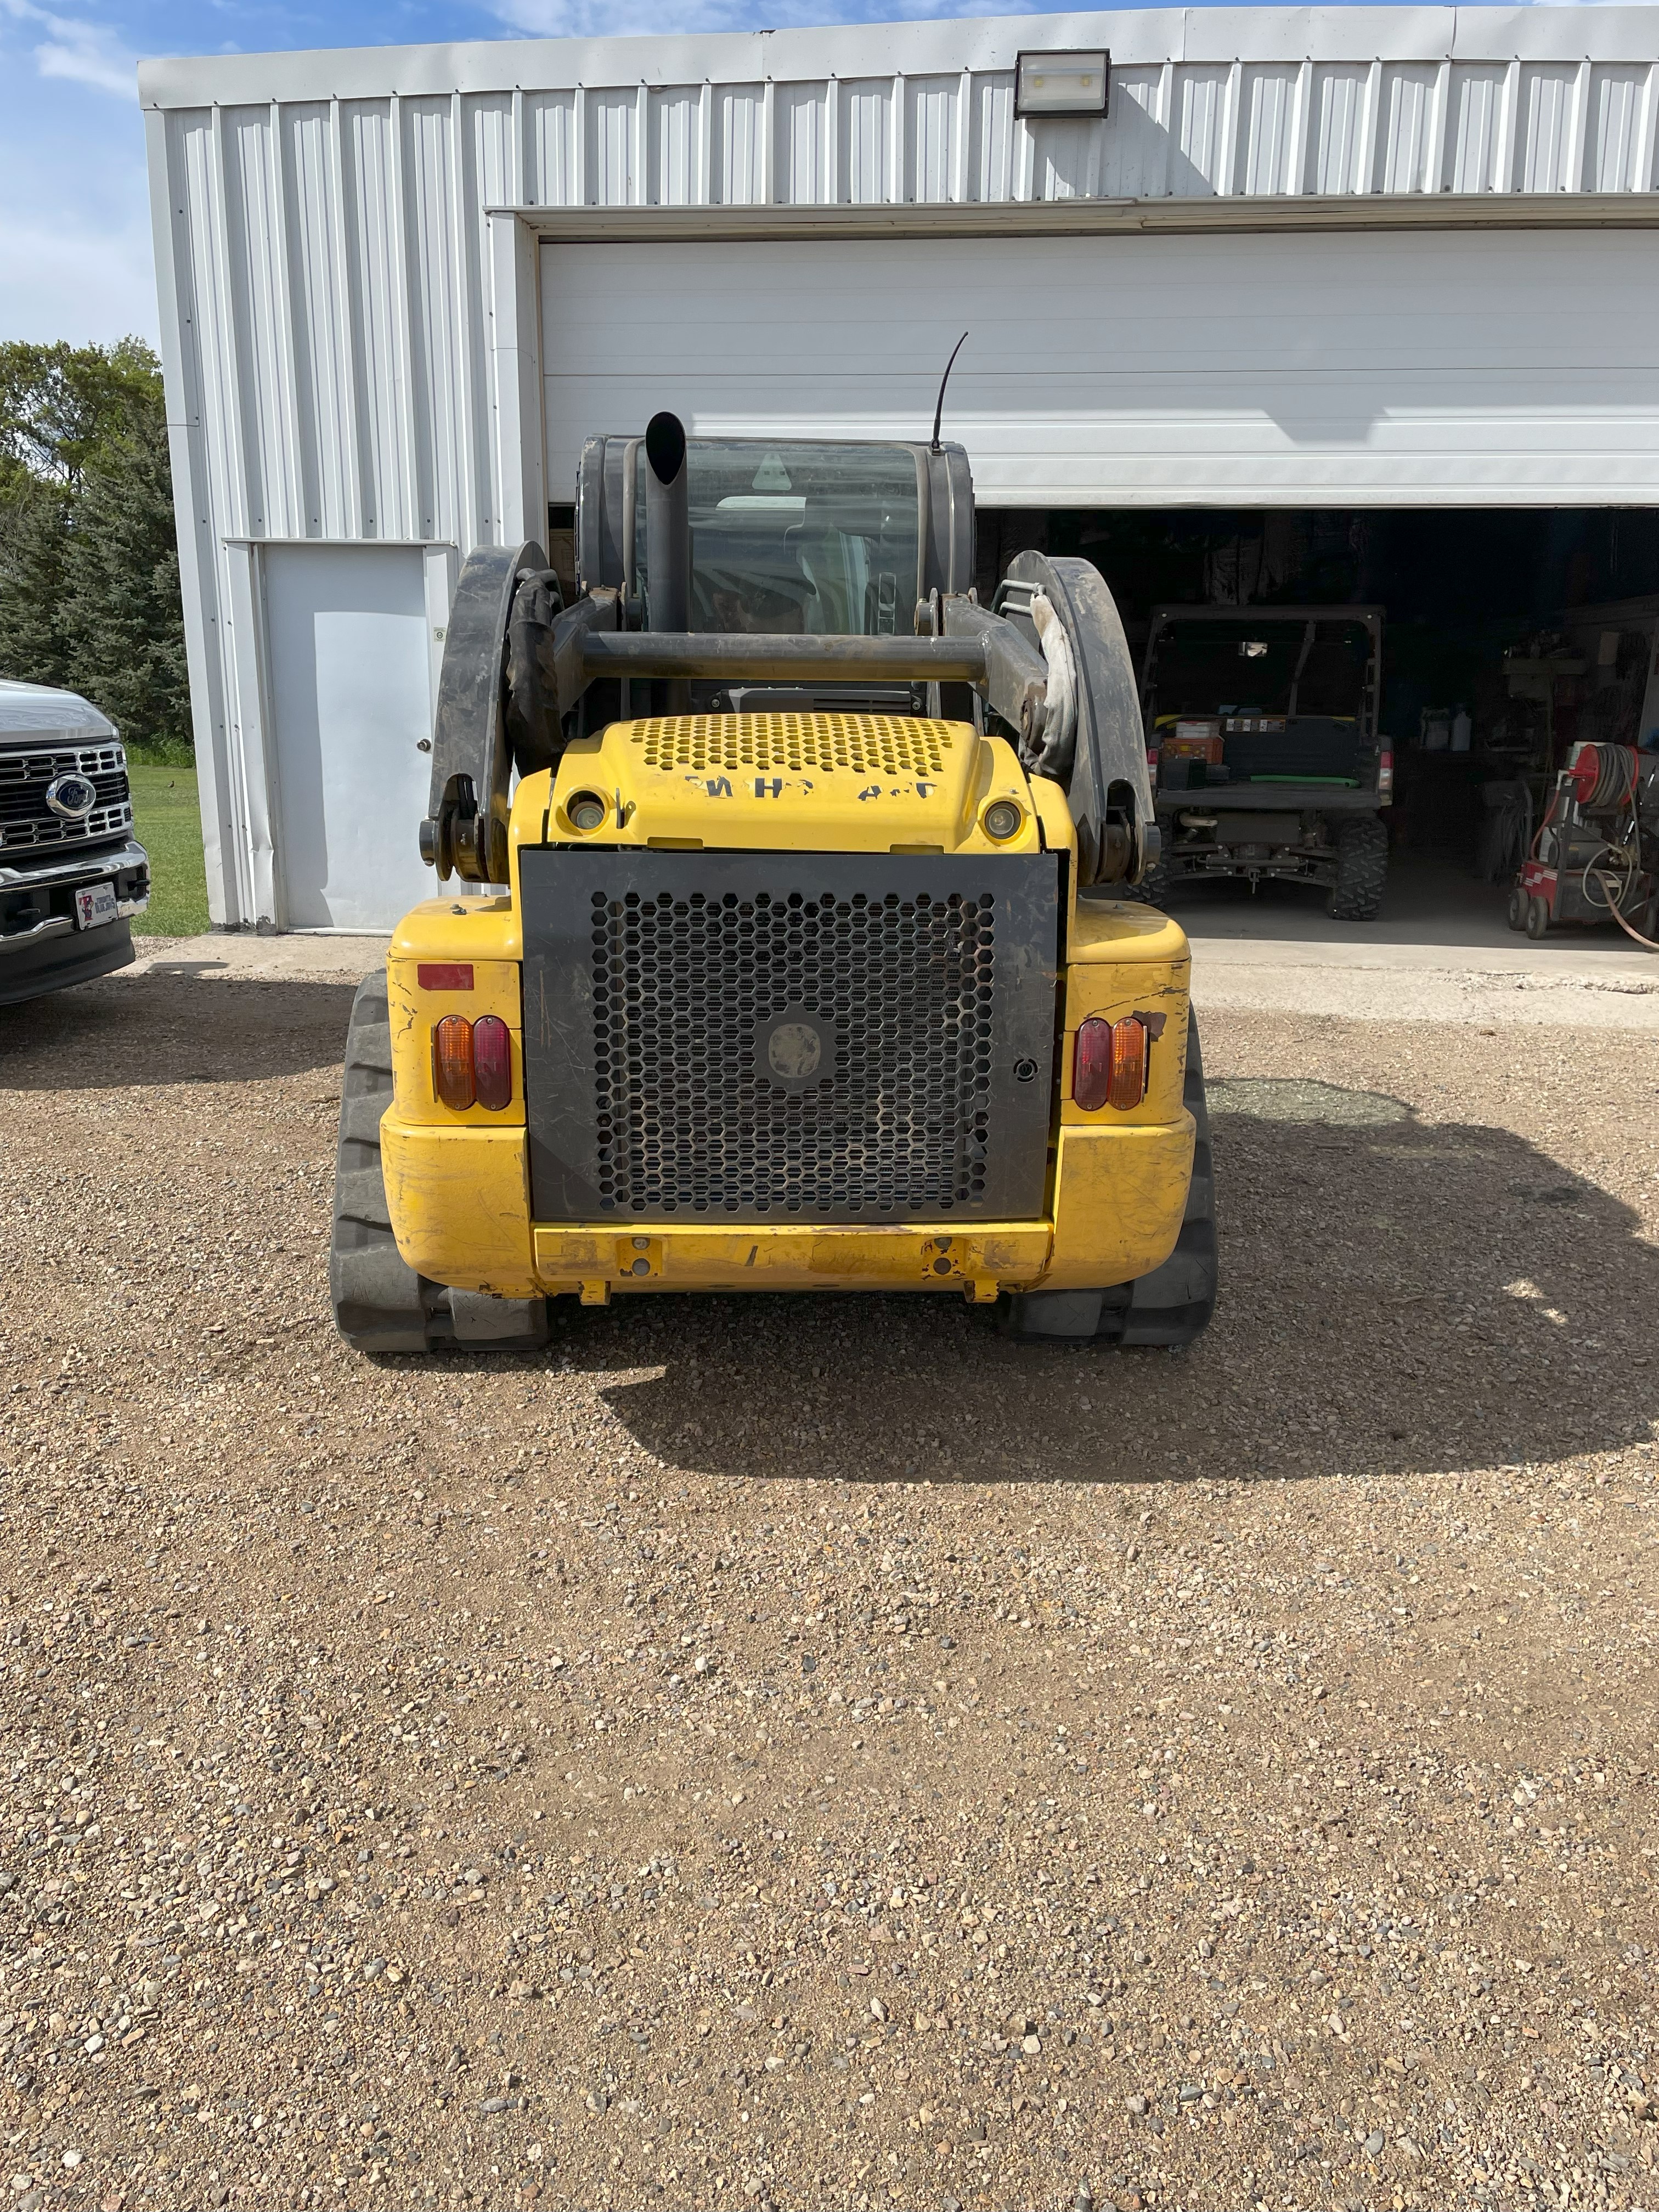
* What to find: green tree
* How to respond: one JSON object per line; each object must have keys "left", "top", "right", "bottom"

{"left": 0, "top": 478, "right": 74, "bottom": 690}
{"left": 0, "top": 337, "right": 190, "bottom": 754}
{"left": 0, "top": 336, "right": 161, "bottom": 492}
{"left": 63, "top": 386, "right": 193, "bottom": 753}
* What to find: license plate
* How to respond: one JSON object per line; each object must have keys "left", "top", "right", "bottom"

{"left": 74, "top": 884, "right": 119, "bottom": 932}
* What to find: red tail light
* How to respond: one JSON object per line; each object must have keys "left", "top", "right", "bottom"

{"left": 472, "top": 1015, "right": 513, "bottom": 1111}
{"left": 1073, "top": 1015, "right": 1149, "bottom": 1112}
{"left": 433, "top": 1015, "right": 475, "bottom": 1109}
{"left": 1074, "top": 1017, "right": 1114, "bottom": 1111}
{"left": 1378, "top": 748, "right": 1394, "bottom": 799}
{"left": 418, "top": 962, "right": 474, "bottom": 990}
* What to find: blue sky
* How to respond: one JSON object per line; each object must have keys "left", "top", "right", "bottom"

{"left": 1, "top": 0, "right": 512, "bottom": 346}
{"left": 2, "top": 0, "right": 1400, "bottom": 351}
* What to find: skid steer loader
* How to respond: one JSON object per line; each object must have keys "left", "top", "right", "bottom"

{"left": 329, "top": 415, "right": 1215, "bottom": 1353}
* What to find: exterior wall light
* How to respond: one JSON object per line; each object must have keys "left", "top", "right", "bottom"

{"left": 1015, "top": 50, "right": 1110, "bottom": 120}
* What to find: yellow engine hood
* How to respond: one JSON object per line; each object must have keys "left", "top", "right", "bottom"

{"left": 534, "top": 713, "right": 1042, "bottom": 857}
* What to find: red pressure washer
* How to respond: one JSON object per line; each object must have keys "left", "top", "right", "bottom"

{"left": 1509, "top": 741, "right": 1659, "bottom": 949}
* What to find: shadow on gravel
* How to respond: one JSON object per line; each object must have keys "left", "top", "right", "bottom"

{"left": 0, "top": 972, "right": 357, "bottom": 1089}
{"left": 563, "top": 1079, "right": 1658, "bottom": 1488}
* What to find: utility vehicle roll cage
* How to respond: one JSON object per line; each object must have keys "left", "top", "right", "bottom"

{"left": 1142, "top": 604, "right": 1384, "bottom": 740}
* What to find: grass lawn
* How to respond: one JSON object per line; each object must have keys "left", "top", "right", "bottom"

{"left": 128, "top": 763, "right": 210, "bottom": 937}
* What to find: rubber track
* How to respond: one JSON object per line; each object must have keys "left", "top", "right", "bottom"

{"left": 1106, "top": 1009, "right": 1217, "bottom": 1348}
{"left": 997, "top": 1011, "right": 1217, "bottom": 1348}
{"left": 329, "top": 977, "right": 434, "bottom": 1352}
{"left": 329, "top": 977, "right": 549, "bottom": 1355}
{"left": 1327, "top": 812, "right": 1389, "bottom": 922}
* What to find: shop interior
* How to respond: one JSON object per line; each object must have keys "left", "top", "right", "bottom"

{"left": 977, "top": 505, "right": 1659, "bottom": 950}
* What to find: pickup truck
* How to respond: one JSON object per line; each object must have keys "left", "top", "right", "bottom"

{"left": 0, "top": 680, "right": 150, "bottom": 1005}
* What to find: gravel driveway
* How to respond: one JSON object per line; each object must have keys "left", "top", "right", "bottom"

{"left": 2, "top": 971, "right": 1656, "bottom": 2212}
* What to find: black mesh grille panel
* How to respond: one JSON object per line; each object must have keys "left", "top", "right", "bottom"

{"left": 591, "top": 885, "right": 994, "bottom": 1216}
{"left": 629, "top": 715, "right": 951, "bottom": 778}
{"left": 522, "top": 851, "right": 1059, "bottom": 1224}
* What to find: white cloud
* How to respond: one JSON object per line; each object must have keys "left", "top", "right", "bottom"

{"left": 0, "top": 0, "right": 138, "bottom": 99}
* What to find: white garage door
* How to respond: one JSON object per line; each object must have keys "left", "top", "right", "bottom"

{"left": 541, "top": 229, "right": 1659, "bottom": 509}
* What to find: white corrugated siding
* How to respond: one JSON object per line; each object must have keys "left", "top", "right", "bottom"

{"left": 142, "top": 8, "right": 1659, "bottom": 924}
{"left": 148, "top": 16, "right": 1659, "bottom": 568}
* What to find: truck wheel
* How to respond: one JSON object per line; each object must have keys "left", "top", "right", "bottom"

{"left": 1327, "top": 814, "right": 1388, "bottom": 921}
{"left": 998, "top": 1010, "right": 1217, "bottom": 1350}
{"left": 1525, "top": 893, "right": 1551, "bottom": 941}
{"left": 1507, "top": 886, "right": 1530, "bottom": 932}
{"left": 329, "top": 975, "right": 549, "bottom": 1355}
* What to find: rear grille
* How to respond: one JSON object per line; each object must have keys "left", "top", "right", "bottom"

{"left": 630, "top": 714, "right": 952, "bottom": 777}
{"left": 594, "top": 885, "right": 994, "bottom": 1216}
{"left": 522, "top": 851, "right": 1059, "bottom": 1224}
{"left": 0, "top": 744, "right": 131, "bottom": 852}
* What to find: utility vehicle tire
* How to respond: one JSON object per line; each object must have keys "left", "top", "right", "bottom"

{"left": 329, "top": 975, "right": 550, "bottom": 1355}
{"left": 997, "top": 1011, "right": 1217, "bottom": 1350}
{"left": 1507, "top": 885, "right": 1530, "bottom": 932}
{"left": 1122, "top": 849, "right": 1176, "bottom": 912}
{"left": 1525, "top": 893, "right": 1551, "bottom": 941}
{"left": 1327, "top": 812, "right": 1388, "bottom": 921}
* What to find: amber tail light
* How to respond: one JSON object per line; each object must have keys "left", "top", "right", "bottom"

{"left": 1073, "top": 1015, "right": 1149, "bottom": 1112}
{"left": 433, "top": 1015, "right": 475, "bottom": 1109}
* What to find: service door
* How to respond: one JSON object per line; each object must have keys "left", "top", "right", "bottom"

{"left": 264, "top": 544, "right": 436, "bottom": 931}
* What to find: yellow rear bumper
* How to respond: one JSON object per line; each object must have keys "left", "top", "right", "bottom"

{"left": 379, "top": 1113, "right": 1195, "bottom": 1303}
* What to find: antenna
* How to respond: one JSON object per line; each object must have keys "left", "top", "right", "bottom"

{"left": 930, "top": 331, "right": 969, "bottom": 454}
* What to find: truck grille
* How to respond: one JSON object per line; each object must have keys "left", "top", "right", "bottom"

{"left": 522, "top": 851, "right": 1059, "bottom": 1224}
{"left": 0, "top": 744, "right": 132, "bottom": 853}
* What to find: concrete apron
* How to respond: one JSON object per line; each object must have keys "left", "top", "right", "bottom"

{"left": 127, "top": 933, "right": 392, "bottom": 985}
{"left": 1189, "top": 930, "right": 1659, "bottom": 1028}
{"left": 124, "top": 924, "right": 1659, "bottom": 1030}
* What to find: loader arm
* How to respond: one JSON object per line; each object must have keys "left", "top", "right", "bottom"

{"left": 938, "top": 595, "right": 1052, "bottom": 759}
{"left": 421, "top": 545, "right": 620, "bottom": 886}
{"left": 997, "top": 553, "right": 1158, "bottom": 888}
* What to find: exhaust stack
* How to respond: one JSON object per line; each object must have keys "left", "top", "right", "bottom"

{"left": 644, "top": 411, "right": 692, "bottom": 710}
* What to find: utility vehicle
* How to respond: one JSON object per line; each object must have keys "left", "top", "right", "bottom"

{"left": 1138, "top": 605, "right": 1391, "bottom": 919}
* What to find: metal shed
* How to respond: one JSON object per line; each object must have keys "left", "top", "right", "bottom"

{"left": 140, "top": 6, "right": 1659, "bottom": 932}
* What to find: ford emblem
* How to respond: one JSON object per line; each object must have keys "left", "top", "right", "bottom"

{"left": 45, "top": 772, "right": 98, "bottom": 822}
